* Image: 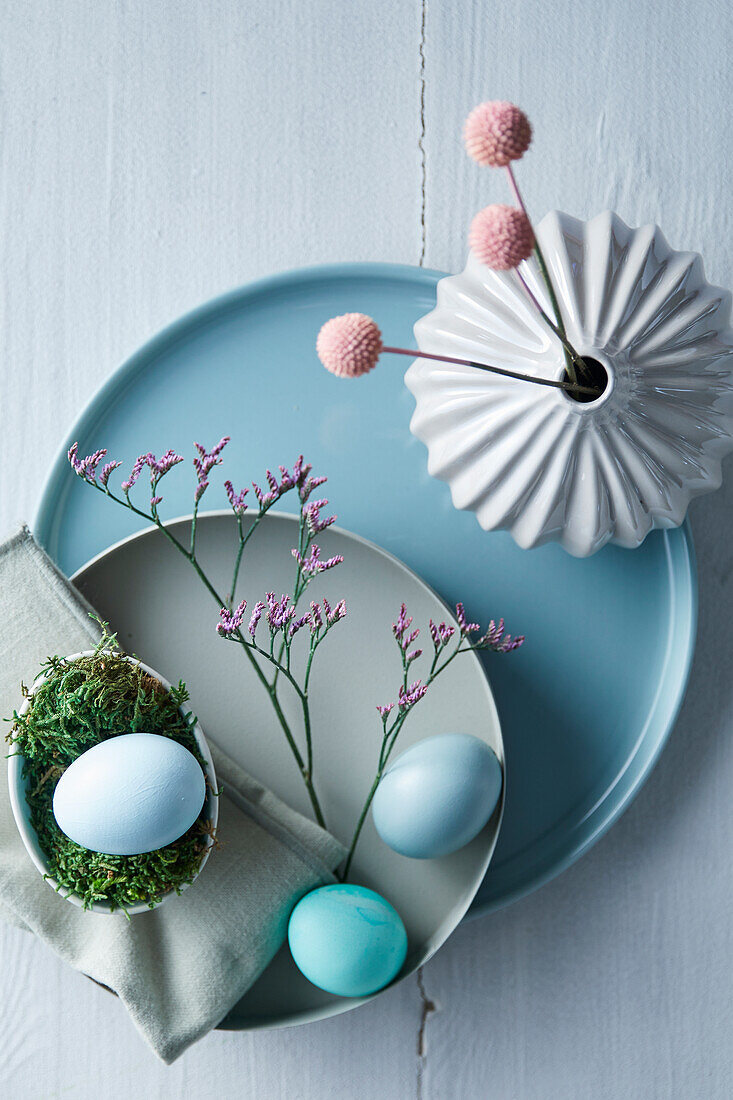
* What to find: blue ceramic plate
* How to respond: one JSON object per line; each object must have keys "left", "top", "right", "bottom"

{"left": 33, "top": 263, "right": 697, "bottom": 917}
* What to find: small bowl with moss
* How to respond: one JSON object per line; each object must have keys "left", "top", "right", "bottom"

{"left": 6, "top": 630, "right": 218, "bottom": 916}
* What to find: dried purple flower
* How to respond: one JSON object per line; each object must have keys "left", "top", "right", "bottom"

{"left": 216, "top": 599, "right": 247, "bottom": 637}
{"left": 289, "top": 613, "right": 312, "bottom": 638}
{"left": 330, "top": 599, "right": 346, "bottom": 624}
{"left": 304, "top": 499, "right": 336, "bottom": 537}
{"left": 455, "top": 602, "right": 481, "bottom": 636}
{"left": 252, "top": 464, "right": 296, "bottom": 510}
{"left": 294, "top": 457, "right": 328, "bottom": 504}
{"left": 278, "top": 465, "right": 295, "bottom": 492}
{"left": 291, "top": 456, "right": 328, "bottom": 503}
{"left": 121, "top": 453, "right": 150, "bottom": 492}
{"left": 99, "top": 460, "right": 122, "bottom": 488}
{"left": 266, "top": 592, "right": 296, "bottom": 632}
{"left": 393, "top": 603, "right": 412, "bottom": 643}
{"left": 482, "top": 618, "right": 503, "bottom": 645}
{"left": 194, "top": 437, "right": 229, "bottom": 479}
{"left": 393, "top": 606, "right": 421, "bottom": 654}
{"left": 193, "top": 438, "right": 229, "bottom": 504}
{"left": 67, "top": 442, "right": 81, "bottom": 472}
{"left": 406, "top": 648, "right": 422, "bottom": 663}
{"left": 429, "top": 619, "right": 456, "bottom": 650}
{"left": 141, "top": 449, "right": 185, "bottom": 508}
{"left": 292, "top": 544, "right": 344, "bottom": 577}
{"left": 243, "top": 457, "right": 329, "bottom": 515}
{"left": 68, "top": 444, "right": 108, "bottom": 483}
{"left": 149, "top": 449, "right": 185, "bottom": 479}
{"left": 292, "top": 455, "right": 308, "bottom": 483}
{"left": 88, "top": 451, "right": 108, "bottom": 479}
{"left": 248, "top": 600, "right": 266, "bottom": 638}
{"left": 225, "top": 480, "right": 249, "bottom": 515}
{"left": 377, "top": 703, "right": 395, "bottom": 721}
{"left": 398, "top": 680, "right": 428, "bottom": 711}
{"left": 310, "top": 601, "right": 323, "bottom": 634}
{"left": 321, "top": 596, "right": 347, "bottom": 625}
{"left": 477, "top": 618, "right": 525, "bottom": 653}
{"left": 300, "top": 476, "right": 328, "bottom": 503}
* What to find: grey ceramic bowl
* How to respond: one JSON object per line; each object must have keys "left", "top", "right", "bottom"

{"left": 7, "top": 653, "right": 218, "bottom": 916}
{"left": 71, "top": 511, "right": 505, "bottom": 1027}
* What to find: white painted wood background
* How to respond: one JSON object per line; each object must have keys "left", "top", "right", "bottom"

{"left": 1, "top": 1, "right": 732, "bottom": 1096}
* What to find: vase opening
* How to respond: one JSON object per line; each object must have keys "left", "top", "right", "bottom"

{"left": 563, "top": 357, "right": 608, "bottom": 404}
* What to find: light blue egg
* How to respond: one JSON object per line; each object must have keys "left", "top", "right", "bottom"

{"left": 52, "top": 732, "right": 206, "bottom": 855}
{"left": 372, "top": 733, "right": 503, "bottom": 859}
{"left": 288, "top": 884, "right": 408, "bottom": 997}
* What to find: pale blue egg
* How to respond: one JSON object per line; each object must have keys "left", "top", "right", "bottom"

{"left": 372, "top": 733, "right": 502, "bottom": 859}
{"left": 52, "top": 732, "right": 206, "bottom": 855}
{"left": 288, "top": 884, "right": 408, "bottom": 997}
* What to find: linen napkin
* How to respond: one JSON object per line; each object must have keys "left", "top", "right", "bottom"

{"left": 0, "top": 525, "right": 346, "bottom": 1062}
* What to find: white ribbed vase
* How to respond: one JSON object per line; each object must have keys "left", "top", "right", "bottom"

{"left": 406, "top": 211, "right": 733, "bottom": 557}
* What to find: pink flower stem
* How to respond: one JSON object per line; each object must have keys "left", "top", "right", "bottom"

{"left": 514, "top": 269, "right": 585, "bottom": 369}
{"left": 382, "top": 345, "right": 599, "bottom": 397}
{"left": 505, "top": 163, "right": 581, "bottom": 386}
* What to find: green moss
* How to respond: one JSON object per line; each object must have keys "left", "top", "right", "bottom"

{"left": 6, "top": 626, "right": 214, "bottom": 914}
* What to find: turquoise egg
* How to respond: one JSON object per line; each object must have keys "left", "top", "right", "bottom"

{"left": 372, "top": 733, "right": 503, "bottom": 859}
{"left": 288, "top": 884, "right": 408, "bottom": 997}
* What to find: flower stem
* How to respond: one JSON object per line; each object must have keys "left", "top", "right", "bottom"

{"left": 245, "top": 635, "right": 324, "bottom": 825}
{"left": 264, "top": 682, "right": 323, "bottom": 826}
{"left": 272, "top": 508, "right": 308, "bottom": 692}
{"left": 382, "top": 346, "right": 600, "bottom": 398}
{"left": 515, "top": 270, "right": 586, "bottom": 371}
{"left": 228, "top": 513, "right": 261, "bottom": 605}
{"left": 190, "top": 500, "right": 199, "bottom": 558}
{"left": 96, "top": 482, "right": 329, "bottom": 828}
{"left": 340, "top": 645, "right": 464, "bottom": 879}
{"left": 341, "top": 770, "right": 382, "bottom": 881}
{"left": 266, "top": 507, "right": 321, "bottom": 782}
{"left": 302, "top": 689, "right": 314, "bottom": 784}
{"left": 505, "top": 163, "right": 581, "bottom": 386}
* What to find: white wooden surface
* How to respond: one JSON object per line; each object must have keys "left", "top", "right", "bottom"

{"left": 1, "top": 1, "right": 733, "bottom": 1095}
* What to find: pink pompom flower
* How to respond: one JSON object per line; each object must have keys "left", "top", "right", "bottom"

{"left": 317, "top": 313, "right": 383, "bottom": 378}
{"left": 464, "top": 101, "right": 532, "bottom": 168}
{"left": 469, "top": 204, "right": 534, "bottom": 270}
